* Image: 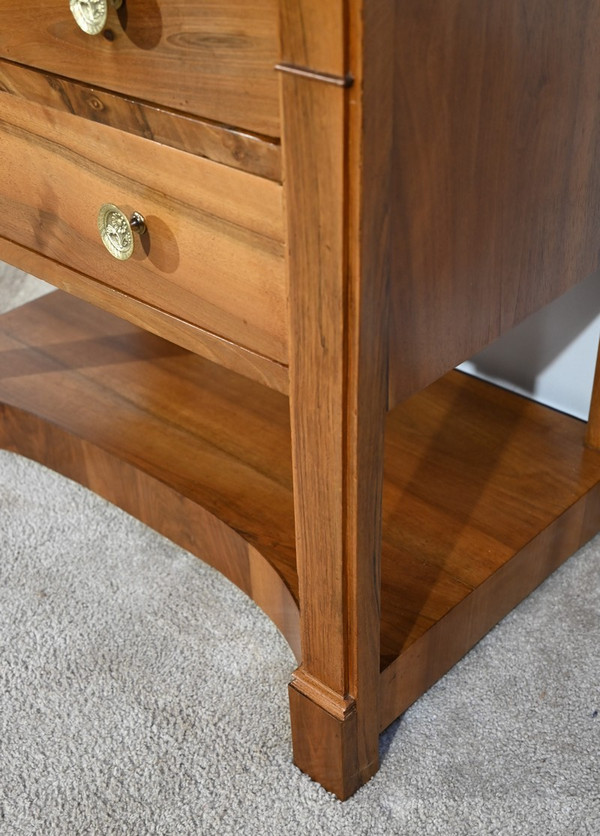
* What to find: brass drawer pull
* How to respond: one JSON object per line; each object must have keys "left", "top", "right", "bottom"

{"left": 70, "top": 0, "right": 123, "bottom": 36}
{"left": 97, "top": 203, "right": 146, "bottom": 261}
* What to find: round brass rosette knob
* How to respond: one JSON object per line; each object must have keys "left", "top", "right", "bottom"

{"left": 97, "top": 204, "right": 146, "bottom": 261}
{"left": 70, "top": 0, "right": 123, "bottom": 36}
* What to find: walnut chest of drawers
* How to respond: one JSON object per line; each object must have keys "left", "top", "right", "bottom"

{"left": 2, "top": 0, "right": 600, "bottom": 799}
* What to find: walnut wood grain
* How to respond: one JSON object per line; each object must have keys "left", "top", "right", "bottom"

{"left": 2, "top": 400, "right": 301, "bottom": 661}
{"left": 343, "top": 0, "right": 395, "bottom": 788}
{"left": 388, "top": 0, "right": 600, "bottom": 405}
{"left": 278, "top": 0, "right": 346, "bottom": 77}
{"left": 0, "top": 292, "right": 299, "bottom": 656}
{"left": 0, "top": 237, "right": 289, "bottom": 394}
{"left": 281, "top": 72, "right": 346, "bottom": 694}
{"left": 4, "top": 0, "right": 600, "bottom": 803}
{"left": 281, "top": 67, "right": 364, "bottom": 794}
{"left": 0, "top": 0, "right": 280, "bottom": 137}
{"left": 3, "top": 293, "right": 600, "bottom": 796}
{"left": 379, "top": 487, "right": 600, "bottom": 731}
{"left": 0, "top": 59, "right": 281, "bottom": 181}
{"left": 288, "top": 683, "right": 359, "bottom": 801}
{"left": 0, "top": 95, "right": 287, "bottom": 364}
{"left": 379, "top": 370, "right": 600, "bottom": 670}
{"left": 280, "top": 0, "right": 394, "bottom": 798}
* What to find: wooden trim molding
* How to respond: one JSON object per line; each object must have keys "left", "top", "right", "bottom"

{"left": 0, "top": 59, "right": 282, "bottom": 181}
{"left": 0, "top": 237, "right": 289, "bottom": 395}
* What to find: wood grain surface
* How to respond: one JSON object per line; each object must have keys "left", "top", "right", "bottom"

{"left": 379, "top": 484, "right": 600, "bottom": 730}
{"left": 288, "top": 683, "right": 359, "bottom": 801}
{"left": 380, "top": 370, "right": 600, "bottom": 671}
{"left": 279, "top": 0, "right": 346, "bottom": 76}
{"left": 0, "top": 292, "right": 299, "bottom": 654}
{"left": 0, "top": 0, "right": 280, "bottom": 137}
{"left": 3, "top": 293, "right": 600, "bottom": 791}
{"left": 4, "top": 0, "right": 600, "bottom": 802}
{"left": 342, "top": 0, "right": 395, "bottom": 790}
{"left": 280, "top": 0, "right": 388, "bottom": 798}
{"left": 0, "top": 237, "right": 289, "bottom": 394}
{"left": 281, "top": 64, "right": 368, "bottom": 796}
{"left": 279, "top": 0, "right": 392, "bottom": 797}
{"left": 0, "top": 95, "right": 287, "bottom": 363}
{"left": 388, "top": 0, "right": 600, "bottom": 404}
{"left": 0, "top": 60, "right": 281, "bottom": 181}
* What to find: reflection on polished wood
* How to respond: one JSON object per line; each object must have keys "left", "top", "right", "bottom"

{"left": 0, "top": 0, "right": 280, "bottom": 136}
{"left": 0, "top": 96, "right": 287, "bottom": 364}
{"left": 3, "top": 0, "right": 600, "bottom": 799}
{"left": 0, "top": 291, "right": 300, "bottom": 656}
{"left": 0, "top": 59, "right": 282, "bottom": 181}
{"left": 3, "top": 291, "right": 600, "bottom": 786}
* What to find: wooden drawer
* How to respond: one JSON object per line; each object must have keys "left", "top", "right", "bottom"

{"left": 0, "top": 97, "right": 287, "bottom": 363}
{"left": 0, "top": 0, "right": 280, "bottom": 137}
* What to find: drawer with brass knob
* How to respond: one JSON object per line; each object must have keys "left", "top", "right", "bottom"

{"left": 0, "top": 0, "right": 280, "bottom": 137}
{"left": 69, "top": 0, "right": 123, "bottom": 37}
{"left": 0, "top": 96, "right": 287, "bottom": 365}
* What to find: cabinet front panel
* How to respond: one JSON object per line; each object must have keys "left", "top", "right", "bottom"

{"left": 389, "top": 0, "right": 600, "bottom": 404}
{"left": 0, "top": 0, "right": 280, "bottom": 137}
{"left": 0, "top": 97, "right": 287, "bottom": 362}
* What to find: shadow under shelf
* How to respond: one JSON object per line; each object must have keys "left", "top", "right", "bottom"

{"left": 2, "top": 291, "right": 600, "bottom": 732}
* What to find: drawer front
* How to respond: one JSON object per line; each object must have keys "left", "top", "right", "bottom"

{"left": 0, "top": 97, "right": 287, "bottom": 363}
{"left": 0, "top": 0, "right": 280, "bottom": 137}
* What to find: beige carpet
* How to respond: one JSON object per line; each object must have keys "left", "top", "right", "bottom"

{"left": 1, "top": 265, "right": 599, "bottom": 835}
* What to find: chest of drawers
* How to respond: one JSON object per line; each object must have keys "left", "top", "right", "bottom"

{"left": 2, "top": 0, "right": 600, "bottom": 799}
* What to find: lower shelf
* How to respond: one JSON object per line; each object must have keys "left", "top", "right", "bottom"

{"left": 2, "top": 291, "right": 600, "bottom": 733}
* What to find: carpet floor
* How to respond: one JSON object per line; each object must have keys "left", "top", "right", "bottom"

{"left": 0, "top": 266, "right": 598, "bottom": 835}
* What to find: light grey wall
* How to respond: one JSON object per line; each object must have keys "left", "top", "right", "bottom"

{"left": 459, "top": 271, "right": 600, "bottom": 421}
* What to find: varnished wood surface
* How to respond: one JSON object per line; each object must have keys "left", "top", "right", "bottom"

{"left": 0, "top": 96, "right": 287, "bottom": 364}
{"left": 0, "top": 0, "right": 280, "bottom": 137}
{"left": 281, "top": 67, "right": 347, "bottom": 697}
{"left": 5, "top": 0, "right": 600, "bottom": 798}
{"left": 0, "top": 292, "right": 299, "bottom": 654}
{"left": 4, "top": 294, "right": 600, "bottom": 794}
{"left": 0, "top": 293, "right": 295, "bottom": 580}
{"left": 0, "top": 238, "right": 289, "bottom": 395}
{"left": 388, "top": 0, "right": 600, "bottom": 404}
{"left": 343, "top": 0, "right": 396, "bottom": 789}
{"left": 379, "top": 486, "right": 600, "bottom": 731}
{"left": 1, "top": 400, "right": 302, "bottom": 661}
{"left": 0, "top": 60, "right": 281, "bottom": 181}
{"left": 281, "top": 63, "right": 373, "bottom": 795}
{"left": 280, "top": 0, "right": 392, "bottom": 797}
{"left": 280, "top": 0, "right": 397, "bottom": 797}
{"left": 380, "top": 370, "right": 600, "bottom": 670}
{"left": 279, "top": 1, "right": 346, "bottom": 77}
{"left": 288, "top": 682, "right": 359, "bottom": 800}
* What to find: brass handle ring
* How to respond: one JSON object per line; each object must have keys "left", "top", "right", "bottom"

{"left": 97, "top": 203, "right": 146, "bottom": 261}
{"left": 70, "top": 0, "right": 123, "bottom": 36}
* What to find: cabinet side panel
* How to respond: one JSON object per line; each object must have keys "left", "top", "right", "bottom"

{"left": 389, "top": 0, "right": 600, "bottom": 405}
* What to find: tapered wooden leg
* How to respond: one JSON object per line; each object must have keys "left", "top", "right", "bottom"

{"left": 279, "top": 0, "right": 394, "bottom": 799}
